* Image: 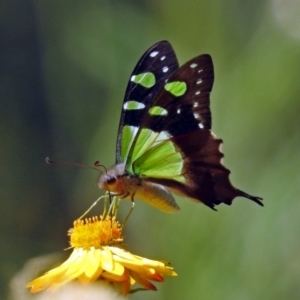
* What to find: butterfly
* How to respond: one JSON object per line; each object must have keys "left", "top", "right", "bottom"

{"left": 98, "top": 41, "right": 263, "bottom": 212}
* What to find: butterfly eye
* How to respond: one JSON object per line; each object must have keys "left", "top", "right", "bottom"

{"left": 106, "top": 175, "right": 117, "bottom": 185}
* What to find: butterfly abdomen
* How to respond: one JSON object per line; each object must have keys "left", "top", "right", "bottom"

{"left": 135, "top": 180, "right": 180, "bottom": 213}
{"left": 117, "top": 175, "right": 180, "bottom": 213}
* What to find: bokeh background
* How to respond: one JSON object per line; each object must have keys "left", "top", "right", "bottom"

{"left": 1, "top": 0, "right": 300, "bottom": 299}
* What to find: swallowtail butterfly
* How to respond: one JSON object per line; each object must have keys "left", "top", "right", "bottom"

{"left": 98, "top": 41, "right": 263, "bottom": 212}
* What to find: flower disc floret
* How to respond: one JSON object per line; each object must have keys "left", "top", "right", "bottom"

{"left": 69, "top": 216, "right": 123, "bottom": 249}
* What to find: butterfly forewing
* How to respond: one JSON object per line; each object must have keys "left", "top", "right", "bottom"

{"left": 116, "top": 41, "right": 179, "bottom": 164}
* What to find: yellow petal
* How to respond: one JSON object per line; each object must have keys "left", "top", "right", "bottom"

{"left": 129, "top": 270, "right": 157, "bottom": 291}
{"left": 101, "top": 268, "right": 128, "bottom": 282}
{"left": 84, "top": 248, "right": 102, "bottom": 278}
{"left": 100, "top": 247, "right": 114, "bottom": 271}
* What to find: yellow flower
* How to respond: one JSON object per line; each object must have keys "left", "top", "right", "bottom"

{"left": 27, "top": 199, "right": 177, "bottom": 296}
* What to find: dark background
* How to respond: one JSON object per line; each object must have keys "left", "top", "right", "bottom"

{"left": 1, "top": 0, "right": 300, "bottom": 299}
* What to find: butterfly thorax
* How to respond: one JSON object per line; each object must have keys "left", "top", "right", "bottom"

{"left": 97, "top": 163, "right": 180, "bottom": 213}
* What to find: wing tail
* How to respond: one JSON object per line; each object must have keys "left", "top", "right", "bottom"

{"left": 236, "top": 189, "right": 263, "bottom": 207}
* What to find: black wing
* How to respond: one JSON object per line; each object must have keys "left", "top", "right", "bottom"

{"left": 116, "top": 41, "right": 179, "bottom": 163}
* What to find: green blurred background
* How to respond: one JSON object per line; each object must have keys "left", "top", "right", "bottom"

{"left": 1, "top": 0, "right": 300, "bottom": 299}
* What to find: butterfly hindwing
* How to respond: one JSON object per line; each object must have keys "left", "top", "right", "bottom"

{"left": 116, "top": 41, "right": 179, "bottom": 164}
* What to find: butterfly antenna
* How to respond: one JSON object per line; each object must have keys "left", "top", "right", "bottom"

{"left": 46, "top": 157, "right": 102, "bottom": 174}
{"left": 94, "top": 161, "right": 108, "bottom": 175}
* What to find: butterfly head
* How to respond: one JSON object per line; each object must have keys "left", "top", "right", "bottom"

{"left": 97, "top": 163, "right": 126, "bottom": 196}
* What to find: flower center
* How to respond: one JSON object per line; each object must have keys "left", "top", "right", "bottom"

{"left": 69, "top": 216, "right": 123, "bottom": 249}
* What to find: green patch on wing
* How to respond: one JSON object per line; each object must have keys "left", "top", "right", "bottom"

{"left": 131, "top": 72, "right": 156, "bottom": 88}
{"left": 124, "top": 100, "right": 145, "bottom": 110}
{"left": 164, "top": 81, "right": 187, "bottom": 97}
{"left": 149, "top": 106, "right": 168, "bottom": 116}
{"left": 126, "top": 128, "right": 185, "bottom": 182}
{"left": 121, "top": 126, "right": 138, "bottom": 162}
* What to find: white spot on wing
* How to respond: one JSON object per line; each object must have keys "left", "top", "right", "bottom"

{"left": 196, "top": 79, "right": 203, "bottom": 84}
{"left": 219, "top": 143, "right": 223, "bottom": 152}
{"left": 190, "top": 63, "right": 198, "bottom": 68}
{"left": 130, "top": 75, "right": 136, "bottom": 82}
{"left": 194, "top": 113, "right": 200, "bottom": 119}
{"left": 218, "top": 143, "right": 224, "bottom": 164}
{"left": 127, "top": 126, "right": 139, "bottom": 138}
{"left": 150, "top": 51, "right": 159, "bottom": 57}
{"left": 198, "top": 123, "right": 204, "bottom": 129}
{"left": 160, "top": 56, "right": 166, "bottom": 61}
{"left": 193, "top": 102, "right": 199, "bottom": 108}
{"left": 177, "top": 108, "right": 181, "bottom": 114}
{"left": 195, "top": 91, "right": 200, "bottom": 95}
{"left": 162, "top": 66, "right": 169, "bottom": 73}
{"left": 132, "top": 127, "right": 139, "bottom": 140}
{"left": 198, "top": 69, "right": 203, "bottom": 73}
{"left": 155, "top": 131, "right": 171, "bottom": 143}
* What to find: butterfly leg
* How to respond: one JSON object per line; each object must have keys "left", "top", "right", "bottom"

{"left": 122, "top": 193, "right": 136, "bottom": 228}
{"left": 117, "top": 192, "right": 130, "bottom": 199}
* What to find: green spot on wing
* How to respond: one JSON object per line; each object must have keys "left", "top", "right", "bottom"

{"left": 148, "top": 106, "right": 168, "bottom": 116}
{"left": 131, "top": 72, "right": 156, "bottom": 88}
{"left": 121, "top": 126, "right": 138, "bottom": 162}
{"left": 124, "top": 100, "right": 145, "bottom": 110}
{"left": 164, "top": 81, "right": 187, "bottom": 97}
